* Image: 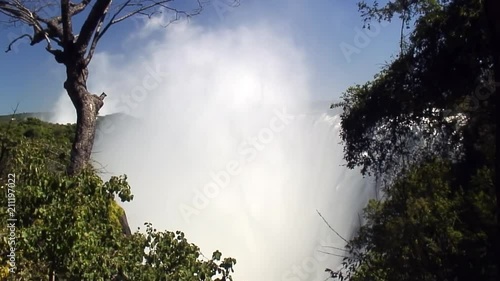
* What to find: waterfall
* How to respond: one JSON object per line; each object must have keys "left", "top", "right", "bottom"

{"left": 93, "top": 104, "right": 374, "bottom": 281}
{"left": 51, "top": 22, "right": 376, "bottom": 281}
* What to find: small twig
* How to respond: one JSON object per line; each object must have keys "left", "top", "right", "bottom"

{"left": 317, "top": 210, "right": 348, "bottom": 243}
{"left": 317, "top": 250, "right": 349, "bottom": 259}
{"left": 5, "top": 33, "right": 32, "bottom": 52}
{"left": 4, "top": 102, "right": 20, "bottom": 136}
{"left": 321, "top": 245, "right": 350, "bottom": 252}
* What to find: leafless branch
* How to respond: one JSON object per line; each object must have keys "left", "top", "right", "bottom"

{"left": 86, "top": 0, "right": 203, "bottom": 62}
{"left": 75, "top": 0, "right": 111, "bottom": 53}
{"left": 36, "top": 17, "right": 63, "bottom": 45}
{"left": 2, "top": 1, "right": 61, "bottom": 52}
{"left": 85, "top": 1, "right": 112, "bottom": 65}
{"left": 321, "top": 245, "right": 350, "bottom": 252}
{"left": 2, "top": 0, "right": 207, "bottom": 63}
{"left": 97, "top": 0, "right": 202, "bottom": 41}
{"left": 5, "top": 33, "right": 31, "bottom": 52}
{"left": 317, "top": 210, "right": 348, "bottom": 244}
{"left": 317, "top": 250, "right": 349, "bottom": 259}
{"left": 70, "top": 0, "right": 91, "bottom": 17}
{"left": 61, "top": 0, "right": 72, "bottom": 44}
{"left": 0, "top": 1, "right": 31, "bottom": 25}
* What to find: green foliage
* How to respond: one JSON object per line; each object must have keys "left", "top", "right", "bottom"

{"left": 340, "top": 0, "right": 494, "bottom": 177}
{"left": 337, "top": 160, "right": 496, "bottom": 281}
{"left": 119, "top": 224, "right": 236, "bottom": 281}
{"left": 332, "top": 0, "right": 497, "bottom": 280}
{"left": 0, "top": 118, "right": 236, "bottom": 280}
{"left": 357, "top": 0, "right": 447, "bottom": 28}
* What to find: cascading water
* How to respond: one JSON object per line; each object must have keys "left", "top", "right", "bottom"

{"left": 51, "top": 23, "right": 376, "bottom": 281}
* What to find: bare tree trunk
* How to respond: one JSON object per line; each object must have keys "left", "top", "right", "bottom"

{"left": 63, "top": 57, "right": 104, "bottom": 176}
{"left": 63, "top": 55, "right": 131, "bottom": 236}
{"left": 66, "top": 90, "right": 103, "bottom": 175}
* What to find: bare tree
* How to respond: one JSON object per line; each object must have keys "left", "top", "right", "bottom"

{"left": 0, "top": 0, "right": 203, "bottom": 175}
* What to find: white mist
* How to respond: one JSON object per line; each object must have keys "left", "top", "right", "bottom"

{"left": 51, "top": 22, "right": 375, "bottom": 281}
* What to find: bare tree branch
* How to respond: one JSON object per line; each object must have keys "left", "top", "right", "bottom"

{"left": 75, "top": 0, "right": 112, "bottom": 53}
{"left": 61, "top": 0, "right": 72, "bottom": 44}
{"left": 96, "top": 0, "right": 133, "bottom": 40}
{"left": 2, "top": 1, "right": 61, "bottom": 52}
{"left": 70, "top": 0, "right": 92, "bottom": 16}
{"left": 5, "top": 33, "right": 31, "bottom": 52}
{"left": 45, "top": 46, "right": 65, "bottom": 63}
{"left": 84, "top": 0, "right": 203, "bottom": 63}
{"left": 317, "top": 250, "right": 349, "bottom": 259}
{"left": 0, "top": 1, "right": 30, "bottom": 23}
{"left": 321, "top": 245, "right": 350, "bottom": 252}
{"left": 85, "top": 1, "right": 112, "bottom": 65}
{"left": 3, "top": 0, "right": 206, "bottom": 58}
{"left": 98, "top": 0, "right": 202, "bottom": 41}
{"left": 317, "top": 210, "right": 349, "bottom": 244}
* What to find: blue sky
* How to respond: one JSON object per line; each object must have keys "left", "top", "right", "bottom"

{"left": 0, "top": 0, "right": 401, "bottom": 115}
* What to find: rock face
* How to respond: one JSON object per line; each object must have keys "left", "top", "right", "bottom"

{"left": 119, "top": 211, "right": 132, "bottom": 236}
{"left": 94, "top": 113, "right": 143, "bottom": 150}
{"left": 95, "top": 113, "right": 140, "bottom": 237}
